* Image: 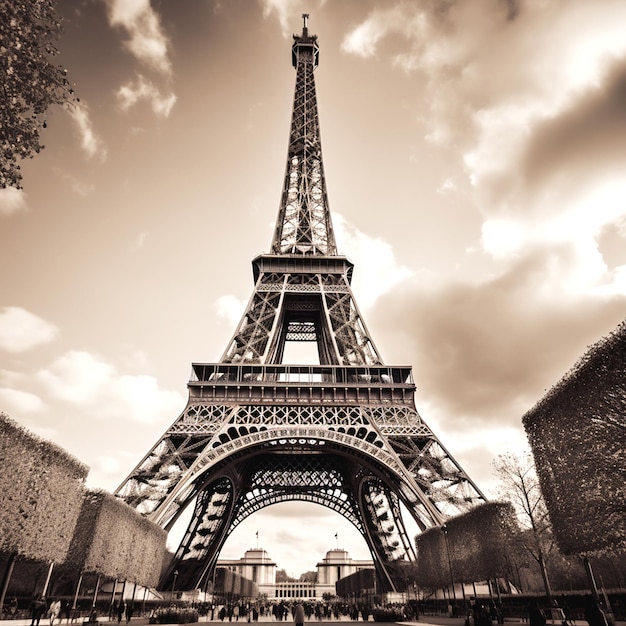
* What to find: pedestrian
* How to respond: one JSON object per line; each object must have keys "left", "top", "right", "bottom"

{"left": 49, "top": 598, "right": 61, "bottom": 625}
{"left": 125, "top": 602, "right": 133, "bottom": 624}
{"left": 294, "top": 603, "right": 305, "bottom": 626}
{"left": 8, "top": 596, "right": 18, "bottom": 617}
{"left": 117, "top": 601, "right": 125, "bottom": 624}
{"left": 30, "top": 595, "right": 47, "bottom": 626}
{"left": 61, "top": 600, "right": 71, "bottom": 624}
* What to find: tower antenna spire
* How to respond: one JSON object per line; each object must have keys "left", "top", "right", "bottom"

{"left": 272, "top": 13, "right": 332, "bottom": 255}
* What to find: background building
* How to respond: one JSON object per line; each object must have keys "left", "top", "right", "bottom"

{"left": 217, "top": 547, "right": 373, "bottom": 600}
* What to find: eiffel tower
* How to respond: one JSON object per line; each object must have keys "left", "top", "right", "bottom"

{"left": 115, "top": 15, "right": 486, "bottom": 593}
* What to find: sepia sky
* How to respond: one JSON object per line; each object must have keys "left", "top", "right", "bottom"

{"left": 1, "top": 0, "right": 626, "bottom": 578}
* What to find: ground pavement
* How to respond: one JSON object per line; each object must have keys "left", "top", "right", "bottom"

{"left": 1, "top": 616, "right": 624, "bottom": 626}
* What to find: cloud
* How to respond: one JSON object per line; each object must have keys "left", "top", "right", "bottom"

{"left": 216, "top": 295, "right": 247, "bottom": 326}
{"left": 105, "top": 0, "right": 172, "bottom": 76}
{"left": 514, "top": 62, "right": 626, "bottom": 215}
{"left": 68, "top": 102, "right": 108, "bottom": 161}
{"left": 0, "top": 188, "right": 28, "bottom": 216}
{"left": 375, "top": 246, "right": 626, "bottom": 434}
{"left": 0, "top": 308, "right": 59, "bottom": 353}
{"left": 333, "top": 213, "right": 412, "bottom": 309}
{"left": 341, "top": 4, "right": 421, "bottom": 59}
{"left": 0, "top": 388, "right": 45, "bottom": 414}
{"left": 37, "top": 350, "right": 185, "bottom": 423}
{"left": 117, "top": 75, "right": 177, "bottom": 117}
{"left": 342, "top": 1, "right": 626, "bottom": 304}
{"left": 260, "top": 0, "right": 301, "bottom": 38}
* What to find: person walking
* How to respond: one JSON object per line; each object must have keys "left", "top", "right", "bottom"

{"left": 117, "top": 601, "right": 125, "bottom": 624}
{"left": 30, "top": 595, "right": 47, "bottom": 626}
{"left": 294, "top": 603, "right": 305, "bottom": 626}
{"left": 48, "top": 599, "right": 61, "bottom": 625}
{"left": 61, "top": 600, "right": 71, "bottom": 624}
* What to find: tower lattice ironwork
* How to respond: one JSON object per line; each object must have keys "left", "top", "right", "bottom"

{"left": 115, "top": 15, "right": 486, "bottom": 592}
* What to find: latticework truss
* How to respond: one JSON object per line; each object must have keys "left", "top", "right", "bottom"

{"left": 116, "top": 363, "right": 486, "bottom": 590}
{"left": 115, "top": 16, "right": 487, "bottom": 594}
{"left": 221, "top": 261, "right": 382, "bottom": 365}
{"left": 271, "top": 20, "right": 336, "bottom": 256}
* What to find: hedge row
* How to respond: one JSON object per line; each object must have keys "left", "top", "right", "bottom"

{"left": 0, "top": 412, "right": 88, "bottom": 563}
{"left": 415, "top": 501, "right": 518, "bottom": 587}
{"left": 522, "top": 320, "right": 626, "bottom": 556}
{"left": 66, "top": 490, "right": 166, "bottom": 586}
{"left": 0, "top": 413, "right": 166, "bottom": 587}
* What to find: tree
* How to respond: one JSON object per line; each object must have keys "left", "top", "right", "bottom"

{"left": 275, "top": 569, "right": 295, "bottom": 583}
{"left": 299, "top": 570, "right": 317, "bottom": 583}
{"left": 0, "top": 0, "right": 77, "bottom": 189}
{"left": 493, "top": 452, "right": 555, "bottom": 602}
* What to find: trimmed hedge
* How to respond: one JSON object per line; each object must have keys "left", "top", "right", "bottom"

{"left": 65, "top": 489, "right": 166, "bottom": 586}
{"left": 0, "top": 413, "right": 88, "bottom": 563}
{"left": 155, "top": 608, "right": 198, "bottom": 624}
{"left": 415, "top": 501, "right": 519, "bottom": 586}
{"left": 522, "top": 320, "right": 626, "bottom": 556}
{"left": 372, "top": 608, "right": 404, "bottom": 622}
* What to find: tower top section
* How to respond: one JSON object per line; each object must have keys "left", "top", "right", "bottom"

{"left": 292, "top": 13, "right": 319, "bottom": 69}
{"left": 271, "top": 15, "right": 337, "bottom": 256}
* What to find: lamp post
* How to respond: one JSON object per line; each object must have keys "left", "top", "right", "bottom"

{"left": 171, "top": 570, "right": 179, "bottom": 605}
{"left": 441, "top": 524, "right": 457, "bottom": 604}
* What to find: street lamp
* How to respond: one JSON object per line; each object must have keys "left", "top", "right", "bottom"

{"left": 441, "top": 524, "right": 457, "bottom": 603}
{"left": 171, "top": 570, "right": 179, "bottom": 605}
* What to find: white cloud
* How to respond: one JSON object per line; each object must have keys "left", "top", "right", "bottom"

{"left": 0, "top": 188, "right": 28, "bottom": 216}
{"left": 478, "top": 179, "right": 626, "bottom": 296}
{"left": 260, "top": 0, "right": 300, "bottom": 38}
{"left": 481, "top": 219, "right": 524, "bottom": 259}
{"left": 341, "top": 5, "right": 421, "bottom": 59}
{"left": 216, "top": 295, "right": 247, "bottom": 326}
{"left": 117, "top": 75, "right": 177, "bottom": 117}
{"left": 0, "top": 308, "right": 59, "bottom": 353}
{"left": 105, "top": 0, "right": 172, "bottom": 76}
{"left": 0, "top": 388, "right": 45, "bottom": 414}
{"left": 333, "top": 213, "right": 412, "bottom": 309}
{"left": 341, "top": 20, "right": 383, "bottom": 58}
{"left": 437, "top": 178, "right": 456, "bottom": 194}
{"left": 68, "top": 102, "right": 108, "bottom": 161}
{"left": 38, "top": 350, "right": 184, "bottom": 423}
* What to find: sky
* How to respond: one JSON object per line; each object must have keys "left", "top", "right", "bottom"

{"left": 1, "top": 0, "right": 626, "bottom": 579}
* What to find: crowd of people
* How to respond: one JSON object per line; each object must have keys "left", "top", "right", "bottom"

{"left": 26, "top": 596, "right": 70, "bottom": 626}
{"left": 0, "top": 592, "right": 614, "bottom": 626}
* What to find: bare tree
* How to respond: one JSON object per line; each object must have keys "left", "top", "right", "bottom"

{"left": 493, "top": 451, "right": 555, "bottom": 602}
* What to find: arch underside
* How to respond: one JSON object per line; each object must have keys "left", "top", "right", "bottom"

{"left": 166, "top": 442, "right": 417, "bottom": 592}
